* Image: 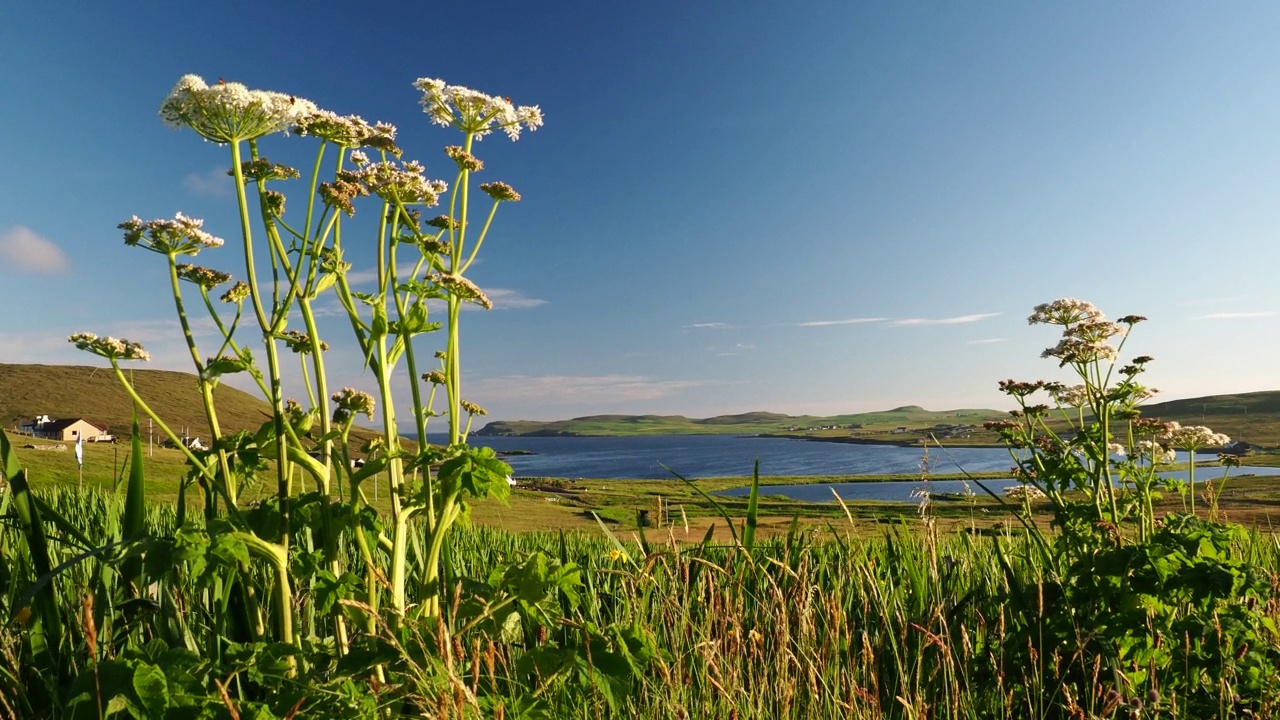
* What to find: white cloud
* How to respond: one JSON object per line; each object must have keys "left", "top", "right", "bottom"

{"left": 1196, "top": 311, "right": 1277, "bottom": 320}
{"left": 685, "top": 322, "right": 732, "bottom": 329}
{"left": 344, "top": 263, "right": 422, "bottom": 285}
{"left": 486, "top": 288, "right": 548, "bottom": 310}
{"left": 892, "top": 312, "right": 1001, "bottom": 326}
{"left": 183, "top": 167, "right": 231, "bottom": 198}
{"left": 965, "top": 337, "right": 1006, "bottom": 345}
{"left": 798, "top": 317, "right": 886, "bottom": 327}
{"left": 468, "top": 374, "right": 702, "bottom": 404}
{"left": 344, "top": 264, "right": 545, "bottom": 311}
{"left": 0, "top": 226, "right": 69, "bottom": 275}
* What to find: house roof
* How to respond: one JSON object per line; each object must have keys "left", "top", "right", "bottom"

{"left": 43, "top": 417, "right": 107, "bottom": 433}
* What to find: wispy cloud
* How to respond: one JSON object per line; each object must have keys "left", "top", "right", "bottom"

{"left": 1196, "top": 311, "right": 1277, "bottom": 320}
{"left": 486, "top": 288, "right": 548, "bottom": 310}
{"left": 798, "top": 317, "right": 886, "bottom": 327}
{"left": 715, "top": 342, "right": 756, "bottom": 357}
{"left": 892, "top": 312, "right": 1001, "bottom": 326}
{"left": 685, "top": 322, "right": 732, "bottom": 329}
{"left": 468, "top": 374, "right": 703, "bottom": 404}
{"left": 344, "top": 263, "right": 422, "bottom": 285}
{"left": 183, "top": 167, "right": 231, "bottom": 198}
{"left": 0, "top": 226, "right": 69, "bottom": 275}
{"left": 966, "top": 337, "right": 1006, "bottom": 345}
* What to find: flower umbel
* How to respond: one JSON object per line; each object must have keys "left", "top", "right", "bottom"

{"left": 176, "top": 264, "right": 232, "bottom": 289}
{"left": 413, "top": 77, "right": 543, "bottom": 140}
{"left": 479, "top": 182, "right": 521, "bottom": 202}
{"left": 159, "top": 74, "right": 318, "bottom": 143}
{"left": 120, "top": 213, "right": 224, "bottom": 256}
{"left": 332, "top": 387, "right": 375, "bottom": 423}
{"left": 220, "top": 281, "right": 251, "bottom": 304}
{"left": 69, "top": 333, "right": 151, "bottom": 362}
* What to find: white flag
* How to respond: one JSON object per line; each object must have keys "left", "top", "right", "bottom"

{"left": 75, "top": 433, "right": 84, "bottom": 467}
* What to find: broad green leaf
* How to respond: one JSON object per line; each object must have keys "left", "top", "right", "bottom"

{"left": 132, "top": 662, "right": 169, "bottom": 716}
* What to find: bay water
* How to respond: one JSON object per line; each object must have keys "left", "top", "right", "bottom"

{"left": 426, "top": 434, "right": 1280, "bottom": 503}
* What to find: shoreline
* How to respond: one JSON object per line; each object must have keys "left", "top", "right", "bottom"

{"left": 755, "top": 432, "right": 1007, "bottom": 449}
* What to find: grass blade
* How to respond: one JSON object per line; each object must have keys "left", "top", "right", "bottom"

{"left": 741, "top": 459, "right": 760, "bottom": 551}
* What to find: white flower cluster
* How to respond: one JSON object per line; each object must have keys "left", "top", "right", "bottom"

{"left": 1040, "top": 336, "right": 1119, "bottom": 366}
{"left": 119, "top": 213, "right": 224, "bottom": 257}
{"left": 1028, "top": 298, "right": 1103, "bottom": 326}
{"left": 68, "top": 333, "right": 151, "bottom": 362}
{"left": 356, "top": 160, "right": 448, "bottom": 206}
{"left": 1050, "top": 383, "right": 1089, "bottom": 408}
{"left": 1004, "top": 484, "right": 1046, "bottom": 501}
{"left": 293, "top": 110, "right": 399, "bottom": 155}
{"left": 413, "top": 77, "right": 543, "bottom": 141}
{"left": 1160, "top": 422, "right": 1231, "bottom": 450}
{"left": 1135, "top": 440, "right": 1177, "bottom": 464}
{"left": 160, "top": 74, "right": 318, "bottom": 143}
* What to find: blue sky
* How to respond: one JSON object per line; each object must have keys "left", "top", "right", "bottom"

{"left": 3, "top": 2, "right": 1280, "bottom": 423}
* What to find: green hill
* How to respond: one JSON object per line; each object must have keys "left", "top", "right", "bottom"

{"left": 475, "top": 407, "right": 1010, "bottom": 437}
{"left": 0, "top": 362, "right": 273, "bottom": 438}
{"left": 1141, "top": 390, "right": 1280, "bottom": 448}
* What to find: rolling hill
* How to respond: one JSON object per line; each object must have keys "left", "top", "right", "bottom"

{"left": 0, "top": 362, "right": 273, "bottom": 437}
{"left": 475, "top": 407, "right": 1010, "bottom": 437}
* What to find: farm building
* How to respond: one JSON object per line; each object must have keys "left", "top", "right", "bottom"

{"left": 20, "top": 416, "right": 112, "bottom": 442}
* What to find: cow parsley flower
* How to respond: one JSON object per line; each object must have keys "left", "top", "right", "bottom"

{"left": 160, "top": 74, "right": 318, "bottom": 143}
{"left": 479, "top": 181, "right": 521, "bottom": 202}
{"left": 332, "top": 387, "right": 375, "bottom": 423}
{"left": 1161, "top": 423, "right": 1231, "bottom": 450}
{"left": 1050, "top": 384, "right": 1089, "bottom": 408}
{"left": 69, "top": 333, "right": 151, "bottom": 362}
{"left": 413, "top": 77, "right": 543, "bottom": 140}
{"left": 293, "top": 111, "right": 402, "bottom": 156}
{"left": 1028, "top": 298, "right": 1104, "bottom": 326}
{"left": 120, "top": 213, "right": 224, "bottom": 256}
{"left": 359, "top": 160, "right": 447, "bottom": 207}
{"left": 221, "top": 281, "right": 251, "bottom": 304}
{"left": 176, "top": 263, "right": 232, "bottom": 289}
{"left": 429, "top": 272, "right": 492, "bottom": 309}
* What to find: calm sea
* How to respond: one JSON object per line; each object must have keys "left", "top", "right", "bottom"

{"left": 426, "top": 433, "right": 1020, "bottom": 479}
{"left": 415, "top": 434, "right": 1280, "bottom": 503}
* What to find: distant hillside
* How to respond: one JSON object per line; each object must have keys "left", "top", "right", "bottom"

{"left": 0, "top": 363, "right": 273, "bottom": 437}
{"left": 475, "top": 408, "right": 1009, "bottom": 437}
{"left": 1141, "top": 390, "right": 1280, "bottom": 448}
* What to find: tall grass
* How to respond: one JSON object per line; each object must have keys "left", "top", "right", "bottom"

{"left": 5, "top": 487, "right": 1279, "bottom": 717}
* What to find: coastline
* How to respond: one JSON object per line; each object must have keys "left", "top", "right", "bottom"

{"left": 755, "top": 432, "right": 1007, "bottom": 449}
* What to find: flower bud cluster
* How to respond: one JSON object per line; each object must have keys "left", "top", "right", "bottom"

{"left": 429, "top": 272, "right": 492, "bottom": 309}
{"left": 176, "top": 264, "right": 232, "bottom": 289}
{"left": 220, "top": 281, "right": 250, "bottom": 304}
{"left": 332, "top": 387, "right": 375, "bottom": 423}
{"left": 479, "top": 182, "right": 521, "bottom": 202}
{"left": 68, "top": 333, "right": 151, "bottom": 362}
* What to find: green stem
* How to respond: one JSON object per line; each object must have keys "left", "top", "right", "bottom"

{"left": 165, "top": 257, "right": 235, "bottom": 507}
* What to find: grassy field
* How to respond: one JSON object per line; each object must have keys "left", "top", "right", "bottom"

{"left": 16, "top": 439, "right": 1280, "bottom": 544}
